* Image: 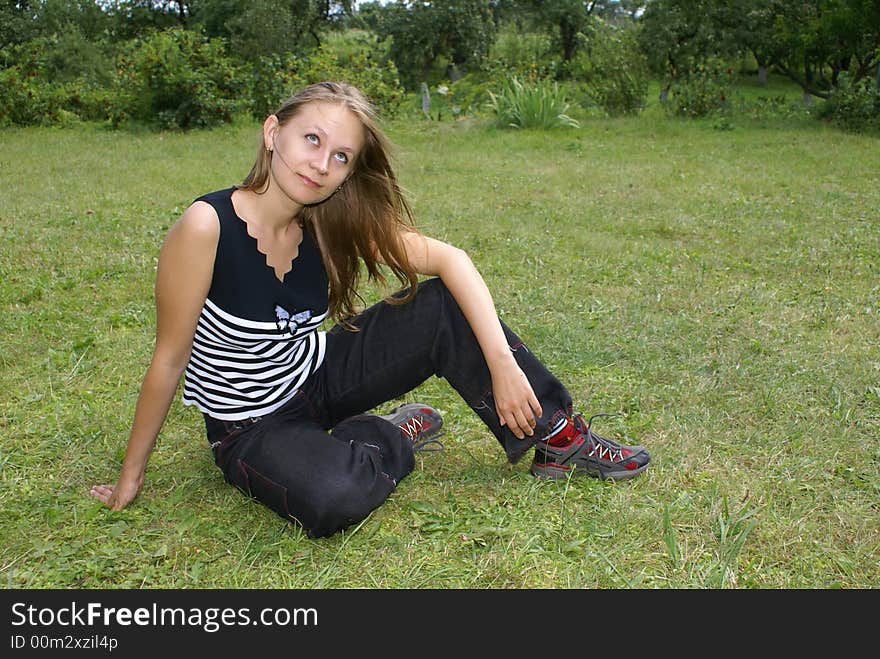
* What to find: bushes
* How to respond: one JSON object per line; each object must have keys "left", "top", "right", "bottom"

{"left": 442, "top": 75, "right": 491, "bottom": 118}
{"left": 0, "top": 68, "right": 59, "bottom": 126}
{"left": 0, "top": 28, "right": 245, "bottom": 129}
{"left": 0, "top": 72, "right": 116, "bottom": 127}
{"left": 288, "top": 44, "right": 405, "bottom": 119}
{"left": 489, "top": 27, "right": 557, "bottom": 81}
{"left": 567, "top": 22, "right": 648, "bottom": 116}
{"left": 820, "top": 72, "right": 880, "bottom": 133}
{"left": 247, "top": 44, "right": 404, "bottom": 121}
{"left": 248, "top": 54, "right": 301, "bottom": 123}
{"left": 113, "top": 28, "right": 247, "bottom": 129}
{"left": 665, "top": 66, "right": 734, "bottom": 118}
{"left": 0, "top": 36, "right": 116, "bottom": 126}
{"left": 0, "top": 27, "right": 404, "bottom": 130}
{"left": 2, "top": 22, "right": 876, "bottom": 134}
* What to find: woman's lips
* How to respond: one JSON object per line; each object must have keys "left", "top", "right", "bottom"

{"left": 298, "top": 174, "right": 321, "bottom": 189}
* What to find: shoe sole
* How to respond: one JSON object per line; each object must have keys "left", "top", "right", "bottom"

{"left": 530, "top": 461, "right": 649, "bottom": 481}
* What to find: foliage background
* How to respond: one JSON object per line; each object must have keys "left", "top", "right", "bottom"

{"left": 1, "top": 1, "right": 878, "bottom": 131}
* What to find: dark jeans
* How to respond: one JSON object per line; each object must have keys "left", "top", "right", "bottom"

{"left": 204, "top": 278, "right": 573, "bottom": 538}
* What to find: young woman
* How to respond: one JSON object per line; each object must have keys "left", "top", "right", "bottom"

{"left": 90, "top": 81, "right": 650, "bottom": 539}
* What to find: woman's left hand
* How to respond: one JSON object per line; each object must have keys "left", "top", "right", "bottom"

{"left": 399, "top": 233, "right": 544, "bottom": 439}
{"left": 490, "top": 356, "right": 543, "bottom": 440}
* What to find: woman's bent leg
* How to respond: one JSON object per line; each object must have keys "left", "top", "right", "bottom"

{"left": 314, "top": 277, "right": 573, "bottom": 463}
{"left": 212, "top": 410, "right": 414, "bottom": 539}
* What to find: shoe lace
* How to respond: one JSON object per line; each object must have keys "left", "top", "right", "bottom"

{"left": 578, "top": 413, "right": 625, "bottom": 462}
{"left": 400, "top": 415, "right": 445, "bottom": 453}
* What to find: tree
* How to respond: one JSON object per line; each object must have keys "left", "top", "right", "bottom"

{"left": 1, "top": 0, "right": 118, "bottom": 49}
{"left": 515, "top": 0, "right": 591, "bottom": 63}
{"left": 189, "top": 0, "right": 353, "bottom": 60}
{"left": 638, "top": 0, "right": 738, "bottom": 77}
{"left": 370, "top": 0, "right": 495, "bottom": 89}
{"left": 737, "top": 0, "right": 781, "bottom": 85}
{"left": 638, "top": 0, "right": 879, "bottom": 98}
{"left": 1, "top": 1, "right": 39, "bottom": 50}
{"left": 769, "top": 0, "right": 880, "bottom": 98}
{"left": 98, "top": 1, "right": 191, "bottom": 41}
{"left": 505, "top": 1, "right": 645, "bottom": 65}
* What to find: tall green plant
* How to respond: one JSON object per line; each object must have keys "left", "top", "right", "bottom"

{"left": 710, "top": 495, "right": 758, "bottom": 588}
{"left": 488, "top": 76, "right": 580, "bottom": 129}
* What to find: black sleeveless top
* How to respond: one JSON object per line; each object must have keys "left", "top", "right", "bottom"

{"left": 181, "top": 188, "right": 329, "bottom": 420}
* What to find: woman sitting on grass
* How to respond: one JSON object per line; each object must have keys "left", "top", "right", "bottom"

{"left": 90, "top": 81, "right": 650, "bottom": 538}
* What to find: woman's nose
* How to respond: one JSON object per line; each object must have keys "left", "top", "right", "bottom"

{"left": 311, "top": 151, "right": 330, "bottom": 175}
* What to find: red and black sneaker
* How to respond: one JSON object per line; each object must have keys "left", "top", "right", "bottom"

{"left": 379, "top": 402, "right": 445, "bottom": 452}
{"left": 531, "top": 413, "right": 650, "bottom": 480}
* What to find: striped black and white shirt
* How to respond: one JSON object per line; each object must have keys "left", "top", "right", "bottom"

{"left": 181, "top": 188, "right": 329, "bottom": 421}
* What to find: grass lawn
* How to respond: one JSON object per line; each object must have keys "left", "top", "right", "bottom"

{"left": 1, "top": 100, "right": 877, "bottom": 588}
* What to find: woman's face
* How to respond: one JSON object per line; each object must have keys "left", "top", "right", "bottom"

{"left": 265, "top": 101, "right": 365, "bottom": 206}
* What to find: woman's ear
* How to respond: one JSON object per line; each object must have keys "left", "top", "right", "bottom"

{"left": 263, "top": 114, "right": 279, "bottom": 152}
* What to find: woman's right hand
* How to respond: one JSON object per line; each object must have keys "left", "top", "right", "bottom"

{"left": 89, "top": 202, "right": 218, "bottom": 514}
{"left": 90, "top": 471, "right": 144, "bottom": 511}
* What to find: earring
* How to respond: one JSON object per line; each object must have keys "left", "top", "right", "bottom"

{"left": 266, "top": 146, "right": 272, "bottom": 153}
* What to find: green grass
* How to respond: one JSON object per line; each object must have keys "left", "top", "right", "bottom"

{"left": 1, "top": 105, "right": 878, "bottom": 589}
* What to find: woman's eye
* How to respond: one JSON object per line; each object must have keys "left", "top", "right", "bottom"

{"left": 334, "top": 152, "right": 349, "bottom": 164}
{"left": 306, "top": 134, "right": 319, "bottom": 145}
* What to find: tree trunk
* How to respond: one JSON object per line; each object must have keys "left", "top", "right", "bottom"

{"left": 560, "top": 17, "right": 577, "bottom": 62}
{"left": 758, "top": 66, "right": 767, "bottom": 87}
{"left": 420, "top": 83, "right": 431, "bottom": 120}
{"left": 309, "top": 27, "right": 322, "bottom": 48}
{"left": 779, "top": 63, "right": 831, "bottom": 99}
{"left": 803, "top": 62, "right": 814, "bottom": 105}
{"left": 831, "top": 58, "right": 849, "bottom": 86}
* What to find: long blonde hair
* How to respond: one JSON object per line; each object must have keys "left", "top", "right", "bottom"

{"left": 239, "top": 81, "right": 419, "bottom": 325}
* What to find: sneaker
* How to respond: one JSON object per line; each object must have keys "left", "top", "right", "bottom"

{"left": 530, "top": 413, "right": 650, "bottom": 480}
{"left": 380, "top": 402, "right": 445, "bottom": 452}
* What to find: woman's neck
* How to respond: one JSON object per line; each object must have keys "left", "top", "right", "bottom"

{"left": 234, "top": 185, "right": 303, "bottom": 233}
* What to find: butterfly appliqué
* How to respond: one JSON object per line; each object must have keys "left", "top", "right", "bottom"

{"left": 274, "top": 304, "right": 313, "bottom": 337}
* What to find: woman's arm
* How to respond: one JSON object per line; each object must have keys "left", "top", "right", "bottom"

{"left": 399, "top": 232, "right": 542, "bottom": 440}
{"left": 90, "top": 202, "right": 218, "bottom": 510}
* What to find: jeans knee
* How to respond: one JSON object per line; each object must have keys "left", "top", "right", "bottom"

{"left": 306, "top": 447, "right": 398, "bottom": 538}
{"left": 306, "top": 486, "right": 389, "bottom": 539}
{"left": 417, "top": 277, "right": 468, "bottom": 331}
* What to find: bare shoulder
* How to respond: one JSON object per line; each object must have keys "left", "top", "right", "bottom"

{"left": 165, "top": 200, "right": 220, "bottom": 248}
{"left": 177, "top": 200, "right": 220, "bottom": 236}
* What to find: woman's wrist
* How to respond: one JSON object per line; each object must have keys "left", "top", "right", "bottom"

{"left": 118, "top": 459, "right": 147, "bottom": 483}
{"left": 485, "top": 347, "right": 516, "bottom": 371}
